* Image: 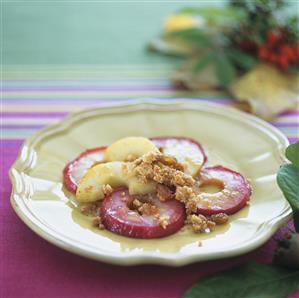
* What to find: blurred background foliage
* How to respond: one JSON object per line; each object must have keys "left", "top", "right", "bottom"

{"left": 2, "top": 1, "right": 222, "bottom": 65}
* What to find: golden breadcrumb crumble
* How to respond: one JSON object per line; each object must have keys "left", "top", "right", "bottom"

{"left": 133, "top": 152, "right": 194, "bottom": 187}
{"left": 175, "top": 185, "right": 195, "bottom": 204}
{"left": 187, "top": 214, "right": 216, "bottom": 233}
{"left": 159, "top": 215, "right": 170, "bottom": 229}
{"left": 210, "top": 213, "right": 229, "bottom": 225}
{"left": 131, "top": 152, "right": 229, "bottom": 233}
{"left": 102, "top": 184, "right": 113, "bottom": 196}
{"left": 175, "top": 186, "right": 199, "bottom": 214}
{"left": 93, "top": 216, "right": 105, "bottom": 229}
{"left": 132, "top": 198, "right": 160, "bottom": 217}
{"left": 132, "top": 198, "right": 173, "bottom": 228}
{"left": 83, "top": 151, "right": 230, "bottom": 235}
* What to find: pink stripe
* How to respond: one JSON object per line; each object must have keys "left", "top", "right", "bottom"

{"left": 279, "top": 110, "right": 299, "bottom": 116}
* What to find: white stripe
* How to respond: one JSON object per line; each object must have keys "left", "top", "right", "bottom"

{"left": 275, "top": 116, "right": 299, "bottom": 124}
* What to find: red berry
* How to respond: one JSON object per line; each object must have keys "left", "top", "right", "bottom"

{"left": 267, "top": 31, "right": 279, "bottom": 46}
{"left": 269, "top": 53, "right": 279, "bottom": 64}
{"left": 279, "top": 44, "right": 295, "bottom": 61}
{"left": 258, "top": 46, "right": 269, "bottom": 60}
{"left": 195, "top": 166, "right": 252, "bottom": 215}
{"left": 278, "top": 56, "right": 289, "bottom": 71}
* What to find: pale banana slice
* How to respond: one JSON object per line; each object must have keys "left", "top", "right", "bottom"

{"left": 76, "top": 161, "right": 155, "bottom": 203}
{"left": 104, "top": 137, "right": 159, "bottom": 162}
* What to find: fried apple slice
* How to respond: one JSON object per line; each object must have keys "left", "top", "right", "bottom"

{"left": 104, "top": 137, "right": 159, "bottom": 162}
{"left": 151, "top": 137, "right": 207, "bottom": 177}
{"left": 76, "top": 161, "right": 155, "bottom": 203}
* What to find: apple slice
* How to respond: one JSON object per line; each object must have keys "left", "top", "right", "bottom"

{"left": 104, "top": 137, "right": 159, "bottom": 162}
{"left": 151, "top": 136, "right": 207, "bottom": 177}
{"left": 100, "top": 188, "right": 186, "bottom": 238}
{"left": 63, "top": 147, "right": 106, "bottom": 193}
{"left": 195, "top": 166, "right": 252, "bottom": 215}
{"left": 76, "top": 162, "right": 155, "bottom": 203}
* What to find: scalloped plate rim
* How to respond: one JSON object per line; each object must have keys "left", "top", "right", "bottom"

{"left": 9, "top": 99, "right": 291, "bottom": 266}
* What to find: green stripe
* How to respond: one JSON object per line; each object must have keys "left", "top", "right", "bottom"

{"left": 3, "top": 64, "right": 177, "bottom": 70}
{"left": 1, "top": 129, "right": 297, "bottom": 139}
{"left": 3, "top": 91, "right": 227, "bottom": 99}
{"left": 3, "top": 79, "right": 172, "bottom": 86}
{"left": 3, "top": 73, "right": 174, "bottom": 80}
{"left": 1, "top": 130, "right": 37, "bottom": 138}
{"left": 278, "top": 127, "right": 299, "bottom": 135}
{"left": 3, "top": 65, "right": 177, "bottom": 80}
{"left": 3, "top": 69, "right": 174, "bottom": 75}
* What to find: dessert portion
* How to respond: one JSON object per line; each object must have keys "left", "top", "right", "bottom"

{"left": 63, "top": 136, "right": 251, "bottom": 239}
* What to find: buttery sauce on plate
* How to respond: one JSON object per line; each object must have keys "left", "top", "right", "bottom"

{"left": 66, "top": 147, "right": 250, "bottom": 253}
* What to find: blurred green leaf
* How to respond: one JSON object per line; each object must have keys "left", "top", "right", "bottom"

{"left": 277, "top": 141, "right": 299, "bottom": 232}
{"left": 168, "top": 28, "right": 212, "bottom": 47}
{"left": 183, "top": 262, "right": 299, "bottom": 298}
{"left": 277, "top": 164, "right": 299, "bottom": 211}
{"left": 214, "top": 52, "right": 236, "bottom": 86}
{"left": 179, "top": 6, "right": 244, "bottom": 20}
{"left": 288, "top": 65, "right": 299, "bottom": 73}
{"left": 226, "top": 48, "right": 258, "bottom": 70}
{"left": 277, "top": 163, "right": 299, "bottom": 231}
{"left": 193, "top": 53, "right": 215, "bottom": 72}
{"left": 286, "top": 142, "right": 299, "bottom": 166}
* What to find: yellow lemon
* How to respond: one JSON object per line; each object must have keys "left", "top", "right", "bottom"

{"left": 164, "top": 14, "right": 197, "bottom": 32}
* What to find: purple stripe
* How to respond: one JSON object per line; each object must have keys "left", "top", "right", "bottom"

{"left": 1, "top": 136, "right": 298, "bottom": 145}
{"left": 3, "top": 79, "right": 165, "bottom": 83}
{"left": 288, "top": 137, "right": 299, "bottom": 143}
{"left": 1, "top": 98, "right": 233, "bottom": 105}
{"left": 2, "top": 123, "right": 298, "bottom": 130}
{"left": 2, "top": 86, "right": 176, "bottom": 92}
{"left": 2, "top": 99, "right": 120, "bottom": 105}
{"left": 0, "top": 139, "right": 24, "bottom": 146}
{"left": 273, "top": 122, "right": 299, "bottom": 127}
{"left": 2, "top": 96, "right": 232, "bottom": 101}
{"left": 1, "top": 124, "right": 46, "bottom": 129}
{"left": 0, "top": 139, "right": 24, "bottom": 150}
{"left": 1, "top": 112, "right": 68, "bottom": 118}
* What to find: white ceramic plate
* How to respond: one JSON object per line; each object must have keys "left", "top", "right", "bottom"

{"left": 10, "top": 100, "right": 291, "bottom": 266}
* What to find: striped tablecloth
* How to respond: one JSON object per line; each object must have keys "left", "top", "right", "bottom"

{"left": 1, "top": 65, "right": 299, "bottom": 298}
{"left": 2, "top": 65, "right": 298, "bottom": 141}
